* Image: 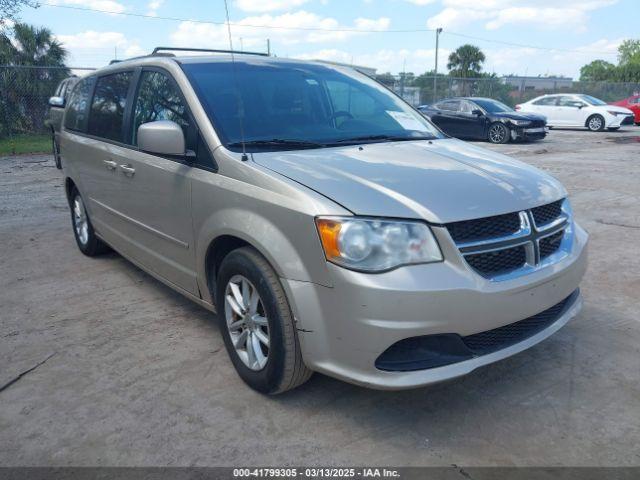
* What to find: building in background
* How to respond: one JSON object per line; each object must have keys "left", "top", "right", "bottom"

{"left": 502, "top": 75, "right": 574, "bottom": 92}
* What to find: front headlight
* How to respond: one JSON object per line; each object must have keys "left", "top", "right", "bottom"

{"left": 511, "top": 120, "right": 532, "bottom": 126}
{"left": 607, "top": 110, "right": 623, "bottom": 116}
{"left": 315, "top": 216, "right": 443, "bottom": 272}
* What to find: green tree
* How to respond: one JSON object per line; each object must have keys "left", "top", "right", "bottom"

{"left": 0, "top": 22, "right": 67, "bottom": 66}
{"left": 580, "top": 60, "right": 616, "bottom": 81}
{"left": 0, "top": 22, "right": 69, "bottom": 137}
{"left": 447, "top": 44, "right": 486, "bottom": 78}
{"left": 618, "top": 39, "right": 640, "bottom": 66}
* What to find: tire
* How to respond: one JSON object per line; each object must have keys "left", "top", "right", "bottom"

{"left": 69, "top": 187, "right": 110, "bottom": 256}
{"left": 586, "top": 114, "right": 605, "bottom": 132}
{"left": 216, "top": 247, "right": 312, "bottom": 394}
{"left": 488, "top": 122, "right": 510, "bottom": 144}
{"left": 52, "top": 132, "right": 61, "bottom": 169}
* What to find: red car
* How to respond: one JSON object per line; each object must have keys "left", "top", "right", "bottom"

{"left": 611, "top": 94, "right": 640, "bottom": 124}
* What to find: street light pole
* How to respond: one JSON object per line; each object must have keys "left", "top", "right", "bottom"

{"left": 433, "top": 27, "right": 442, "bottom": 103}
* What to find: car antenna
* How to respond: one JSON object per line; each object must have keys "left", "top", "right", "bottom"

{"left": 223, "top": 0, "right": 249, "bottom": 162}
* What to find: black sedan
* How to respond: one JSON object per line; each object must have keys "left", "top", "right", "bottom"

{"left": 418, "top": 97, "right": 547, "bottom": 144}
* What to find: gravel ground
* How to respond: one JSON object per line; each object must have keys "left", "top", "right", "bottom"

{"left": 1, "top": 127, "right": 639, "bottom": 467}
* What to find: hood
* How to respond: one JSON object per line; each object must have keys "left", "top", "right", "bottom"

{"left": 492, "top": 111, "right": 546, "bottom": 122}
{"left": 252, "top": 139, "right": 566, "bottom": 224}
{"left": 598, "top": 104, "right": 634, "bottom": 115}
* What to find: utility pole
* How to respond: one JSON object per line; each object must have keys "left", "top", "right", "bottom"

{"left": 433, "top": 27, "right": 442, "bottom": 103}
{"left": 266, "top": 38, "right": 271, "bottom": 56}
{"left": 400, "top": 58, "right": 406, "bottom": 99}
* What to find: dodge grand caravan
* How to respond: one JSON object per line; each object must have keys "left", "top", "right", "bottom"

{"left": 59, "top": 49, "right": 588, "bottom": 394}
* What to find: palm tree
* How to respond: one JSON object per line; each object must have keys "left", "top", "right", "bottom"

{"left": 447, "top": 44, "right": 486, "bottom": 78}
{"left": 0, "top": 23, "right": 69, "bottom": 136}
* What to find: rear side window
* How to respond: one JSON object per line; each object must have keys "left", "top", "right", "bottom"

{"left": 132, "top": 71, "right": 192, "bottom": 147}
{"left": 64, "top": 76, "right": 96, "bottom": 132}
{"left": 438, "top": 100, "right": 461, "bottom": 111}
{"left": 88, "top": 72, "right": 133, "bottom": 142}
{"left": 533, "top": 97, "right": 557, "bottom": 106}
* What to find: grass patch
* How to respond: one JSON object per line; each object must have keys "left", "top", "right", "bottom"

{"left": 0, "top": 134, "right": 51, "bottom": 156}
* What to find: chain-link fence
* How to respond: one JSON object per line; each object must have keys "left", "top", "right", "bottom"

{"left": 1, "top": 65, "right": 638, "bottom": 143}
{"left": 393, "top": 76, "right": 640, "bottom": 107}
{"left": 0, "top": 66, "right": 95, "bottom": 140}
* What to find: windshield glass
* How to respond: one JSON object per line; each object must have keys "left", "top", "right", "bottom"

{"left": 182, "top": 60, "right": 443, "bottom": 151}
{"left": 471, "top": 98, "right": 513, "bottom": 113}
{"left": 578, "top": 94, "right": 607, "bottom": 106}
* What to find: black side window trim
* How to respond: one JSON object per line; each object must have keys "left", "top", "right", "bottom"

{"left": 126, "top": 66, "right": 219, "bottom": 172}
{"left": 63, "top": 66, "right": 218, "bottom": 173}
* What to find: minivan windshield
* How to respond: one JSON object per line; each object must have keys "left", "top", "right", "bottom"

{"left": 182, "top": 60, "right": 443, "bottom": 151}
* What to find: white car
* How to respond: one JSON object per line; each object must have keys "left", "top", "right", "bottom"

{"left": 516, "top": 94, "right": 634, "bottom": 131}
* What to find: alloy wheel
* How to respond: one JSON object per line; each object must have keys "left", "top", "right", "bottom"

{"left": 224, "top": 274, "right": 270, "bottom": 371}
{"left": 588, "top": 116, "right": 603, "bottom": 131}
{"left": 489, "top": 124, "right": 507, "bottom": 143}
{"left": 73, "top": 195, "right": 89, "bottom": 245}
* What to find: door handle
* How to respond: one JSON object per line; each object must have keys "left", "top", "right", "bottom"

{"left": 103, "top": 160, "right": 117, "bottom": 171}
{"left": 120, "top": 164, "right": 135, "bottom": 177}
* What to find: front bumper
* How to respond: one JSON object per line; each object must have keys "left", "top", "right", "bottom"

{"left": 284, "top": 222, "right": 588, "bottom": 390}
{"left": 606, "top": 113, "right": 634, "bottom": 128}
{"left": 511, "top": 126, "right": 547, "bottom": 141}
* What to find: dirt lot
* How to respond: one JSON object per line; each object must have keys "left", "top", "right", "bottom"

{"left": 1, "top": 128, "right": 639, "bottom": 466}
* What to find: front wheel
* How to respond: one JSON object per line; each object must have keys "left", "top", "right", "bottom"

{"left": 216, "top": 247, "right": 312, "bottom": 394}
{"left": 488, "top": 122, "right": 510, "bottom": 144}
{"left": 587, "top": 114, "right": 605, "bottom": 132}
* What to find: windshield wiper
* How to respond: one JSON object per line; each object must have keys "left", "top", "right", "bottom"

{"left": 328, "top": 134, "right": 436, "bottom": 145}
{"left": 227, "top": 139, "right": 326, "bottom": 150}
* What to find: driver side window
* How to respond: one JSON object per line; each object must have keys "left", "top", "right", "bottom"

{"left": 132, "top": 70, "right": 193, "bottom": 149}
{"left": 557, "top": 96, "right": 584, "bottom": 108}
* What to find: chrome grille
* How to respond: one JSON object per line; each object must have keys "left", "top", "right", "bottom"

{"left": 465, "top": 245, "right": 527, "bottom": 278}
{"left": 447, "top": 212, "right": 521, "bottom": 243}
{"left": 539, "top": 229, "right": 564, "bottom": 260}
{"left": 531, "top": 200, "right": 563, "bottom": 227}
{"left": 446, "top": 199, "right": 571, "bottom": 280}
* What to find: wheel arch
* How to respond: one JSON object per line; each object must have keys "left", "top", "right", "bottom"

{"left": 64, "top": 177, "right": 77, "bottom": 205}
{"left": 198, "top": 208, "right": 332, "bottom": 306}
{"left": 585, "top": 113, "right": 605, "bottom": 129}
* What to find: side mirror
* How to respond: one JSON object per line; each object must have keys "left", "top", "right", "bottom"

{"left": 137, "top": 120, "right": 186, "bottom": 156}
{"left": 49, "top": 96, "right": 64, "bottom": 107}
{"left": 472, "top": 109, "right": 483, "bottom": 116}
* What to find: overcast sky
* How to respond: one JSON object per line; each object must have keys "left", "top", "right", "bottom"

{"left": 17, "top": 0, "right": 635, "bottom": 77}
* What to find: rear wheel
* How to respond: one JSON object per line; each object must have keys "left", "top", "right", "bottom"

{"left": 488, "top": 122, "right": 510, "bottom": 144}
{"left": 69, "top": 187, "right": 110, "bottom": 256}
{"left": 586, "top": 114, "right": 605, "bottom": 132}
{"left": 216, "top": 247, "right": 312, "bottom": 394}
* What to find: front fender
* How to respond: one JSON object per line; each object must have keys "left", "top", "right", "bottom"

{"left": 195, "top": 207, "right": 334, "bottom": 304}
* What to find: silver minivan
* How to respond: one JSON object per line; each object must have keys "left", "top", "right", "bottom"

{"left": 60, "top": 49, "right": 588, "bottom": 394}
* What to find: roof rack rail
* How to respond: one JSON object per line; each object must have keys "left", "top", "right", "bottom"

{"left": 152, "top": 47, "right": 269, "bottom": 57}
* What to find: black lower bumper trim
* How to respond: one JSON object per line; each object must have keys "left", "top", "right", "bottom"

{"left": 375, "top": 289, "right": 579, "bottom": 372}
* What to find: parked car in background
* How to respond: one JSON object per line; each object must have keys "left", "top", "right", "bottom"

{"left": 45, "top": 75, "right": 78, "bottom": 168}
{"left": 418, "top": 97, "right": 547, "bottom": 144}
{"left": 610, "top": 94, "right": 640, "bottom": 125}
{"left": 516, "top": 94, "right": 634, "bottom": 132}
{"left": 59, "top": 50, "right": 587, "bottom": 394}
